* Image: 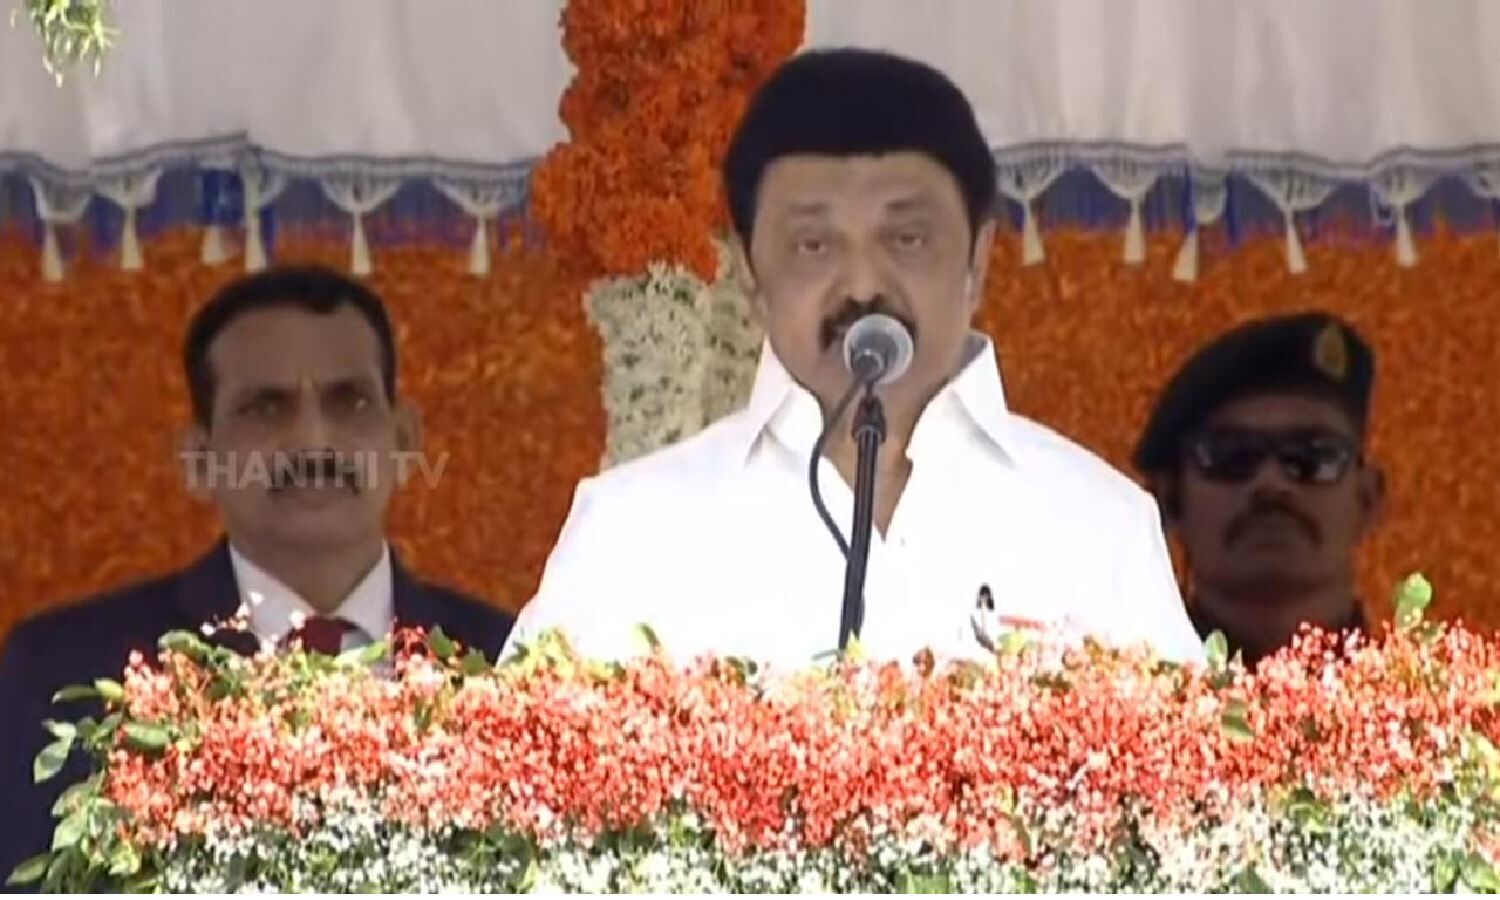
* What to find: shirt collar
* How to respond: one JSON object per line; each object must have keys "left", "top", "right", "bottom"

{"left": 229, "top": 542, "right": 394, "bottom": 645}
{"left": 736, "top": 332, "right": 1021, "bottom": 466}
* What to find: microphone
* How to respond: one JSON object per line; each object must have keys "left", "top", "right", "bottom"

{"left": 842, "top": 314, "right": 914, "bottom": 387}
{"left": 804, "top": 313, "right": 914, "bottom": 655}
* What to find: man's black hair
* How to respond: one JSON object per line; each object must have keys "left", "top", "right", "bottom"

{"left": 723, "top": 47, "right": 997, "bottom": 247}
{"left": 183, "top": 265, "right": 397, "bottom": 427}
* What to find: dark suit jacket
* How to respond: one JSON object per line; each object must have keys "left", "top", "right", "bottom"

{"left": 0, "top": 540, "right": 514, "bottom": 883}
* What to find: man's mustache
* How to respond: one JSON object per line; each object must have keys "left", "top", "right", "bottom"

{"left": 270, "top": 450, "right": 362, "bottom": 492}
{"left": 1225, "top": 496, "right": 1320, "bottom": 545}
{"left": 818, "top": 298, "right": 918, "bottom": 351}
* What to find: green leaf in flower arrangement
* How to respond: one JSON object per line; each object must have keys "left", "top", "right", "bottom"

{"left": 93, "top": 712, "right": 123, "bottom": 744}
{"left": 34, "top": 735, "right": 74, "bottom": 783}
{"left": 1235, "top": 866, "right": 1273, "bottom": 893}
{"left": 51, "top": 779, "right": 94, "bottom": 817}
{"left": 720, "top": 655, "right": 759, "bottom": 686}
{"left": 108, "top": 841, "right": 141, "bottom": 877}
{"left": 1220, "top": 700, "right": 1255, "bottom": 743}
{"left": 340, "top": 639, "right": 391, "bottom": 669}
{"left": 634, "top": 623, "right": 662, "bottom": 654}
{"left": 460, "top": 648, "right": 491, "bottom": 677}
{"left": 841, "top": 634, "right": 868, "bottom": 664}
{"left": 1204, "top": 630, "right": 1229, "bottom": 670}
{"left": 1464, "top": 852, "right": 1500, "bottom": 893}
{"left": 121, "top": 722, "right": 170, "bottom": 753}
{"left": 1394, "top": 572, "right": 1434, "bottom": 630}
{"left": 51, "top": 809, "right": 86, "bottom": 850}
{"left": 72, "top": 716, "right": 99, "bottom": 743}
{"left": 43, "top": 720, "right": 76, "bottom": 742}
{"left": 5, "top": 853, "right": 50, "bottom": 886}
{"left": 92, "top": 678, "right": 125, "bottom": 703}
{"left": 427, "top": 627, "right": 457, "bottom": 661}
{"left": 521, "top": 858, "right": 541, "bottom": 892}
{"left": 898, "top": 871, "right": 953, "bottom": 894}
{"left": 125, "top": 871, "right": 161, "bottom": 893}
{"left": 309, "top": 848, "right": 339, "bottom": 876}
{"left": 1282, "top": 787, "right": 1331, "bottom": 834}
{"left": 998, "top": 629, "right": 1031, "bottom": 657}
{"left": 158, "top": 629, "right": 212, "bottom": 660}
{"left": 50, "top": 684, "right": 99, "bottom": 704}
{"left": 1433, "top": 852, "right": 1461, "bottom": 892}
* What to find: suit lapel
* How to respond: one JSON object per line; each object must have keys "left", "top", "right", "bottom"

{"left": 172, "top": 538, "right": 259, "bottom": 655}
{"left": 391, "top": 551, "right": 442, "bottom": 632}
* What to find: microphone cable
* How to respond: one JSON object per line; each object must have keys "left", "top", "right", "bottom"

{"left": 808, "top": 379, "right": 862, "bottom": 560}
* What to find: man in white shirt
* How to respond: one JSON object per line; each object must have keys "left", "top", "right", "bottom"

{"left": 508, "top": 48, "right": 1203, "bottom": 670}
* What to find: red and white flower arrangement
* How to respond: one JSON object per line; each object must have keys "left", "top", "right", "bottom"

{"left": 13, "top": 575, "right": 1500, "bottom": 893}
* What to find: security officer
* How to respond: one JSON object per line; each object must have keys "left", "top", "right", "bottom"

{"left": 1134, "top": 311, "right": 1386, "bottom": 665}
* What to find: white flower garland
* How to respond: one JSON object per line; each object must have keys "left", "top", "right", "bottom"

{"left": 586, "top": 238, "right": 763, "bottom": 468}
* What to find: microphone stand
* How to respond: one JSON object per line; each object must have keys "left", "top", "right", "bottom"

{"left": 837, "top": 385, "right": 886, "bottom": 651}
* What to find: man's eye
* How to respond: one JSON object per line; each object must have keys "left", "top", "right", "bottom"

{"left": 336, "top": 390, "right": 371, "bottom": 411}
{"left": 893, "top": 230, "right": 928, "bottom": 250}
{"left": 239, "top": 397, "right": 284, "bottom": 418}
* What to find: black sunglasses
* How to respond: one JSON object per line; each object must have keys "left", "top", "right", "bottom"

{"left": 1183, "top": 427, "right": 1360, "bottom": 485}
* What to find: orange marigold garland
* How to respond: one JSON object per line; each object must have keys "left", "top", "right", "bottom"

{"left": 530, "top": 0, "right": 805, "bottom": 279}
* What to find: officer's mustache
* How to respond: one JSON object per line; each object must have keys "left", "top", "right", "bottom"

{"left": 269, "top": 450, "right": 362, "bottom": 493}
{"left": 818, "top": 297, "right": 918, "bottom": 351}
{"left": 1224, "top": 494, "right": 1320, "bottom": 546}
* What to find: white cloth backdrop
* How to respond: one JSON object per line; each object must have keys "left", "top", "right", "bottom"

{"left": 2, "top": 0, "right": 1499, "bottom": 274}
{"left": 0, "top": 0, "right": 571, "bottom": 179}
{"left": 806, "top": 0, "right": 1500, "bottom": 173}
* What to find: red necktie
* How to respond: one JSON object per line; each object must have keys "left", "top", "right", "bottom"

{"left": 288, "top": 616, "right": 354, "bottom": 655}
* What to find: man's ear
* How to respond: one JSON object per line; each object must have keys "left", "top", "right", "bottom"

{"left": 963, "top": 219, "right": 997, "bottom": 313}
{"left": 175, "top": 425, "right": 214, "bottom": 502}
{"left": 728, "top": 234, "right": 768, "bottom": 326}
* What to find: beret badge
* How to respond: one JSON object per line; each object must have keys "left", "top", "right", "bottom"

{"left": 1313, "top": 321, "right": 1349, "bottom": 382}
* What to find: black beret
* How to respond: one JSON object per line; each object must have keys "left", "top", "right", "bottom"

{"left": 1133, "top": 311, "right": 1375, "bottom": 474}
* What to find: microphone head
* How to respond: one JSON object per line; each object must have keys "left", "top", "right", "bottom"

{"left": 842, "top": 314, "right": 915, "bottom": 386}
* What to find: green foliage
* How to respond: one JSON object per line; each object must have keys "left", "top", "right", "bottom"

{"left": 1220, "top": 699, "right": 1255, "bottom": 744}
{"left": 11, "top": 0, "right": 116, "bottom": 83}
{"left": 898, "top": 870, "right": 954, "bottom": 893}
{"left": 1203, "top": 630, "right": 1229, "bottom": 669}
{"left": 1395, "top": 572, "right": 1434, "bottom": 631}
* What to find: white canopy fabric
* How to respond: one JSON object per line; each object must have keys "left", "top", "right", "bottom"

{"left": 1, "top": 0, "right": 1497, "bottom": 275}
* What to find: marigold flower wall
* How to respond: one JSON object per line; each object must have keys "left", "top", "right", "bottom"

{"left": 0, "top": 225, "right": 1496, "bottom": 641}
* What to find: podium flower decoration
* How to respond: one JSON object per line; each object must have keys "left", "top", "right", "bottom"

{"left": 14, "top": 575, "right": 1500, "bottom": 893}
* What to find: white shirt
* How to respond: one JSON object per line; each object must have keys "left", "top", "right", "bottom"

{"left": 230, "top": 542, "right": 394, "bottom": 652}
{"left": 507, "top": 335, "right": 1204, "bottom": 670}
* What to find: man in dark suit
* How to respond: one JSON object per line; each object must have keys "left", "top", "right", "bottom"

{"left": 1134, "top": 311, "right": 1385, "bottom": 666}
{"left": 0, "top": 264, "right": 514, "bottom": 881}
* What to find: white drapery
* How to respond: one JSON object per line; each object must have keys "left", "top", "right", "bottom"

{"left": 2, "top": 0, "right": 1498, "bottom": 275}
{"left": 0, "top": 0, "right": 570, "bottom": 177}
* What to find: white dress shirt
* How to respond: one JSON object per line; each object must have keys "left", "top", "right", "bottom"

{"left": 230, "top": 542, "right": 394, "bottom": 652}
{"left": 507, "top": 335, "right": 1204, "bottom": 670}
